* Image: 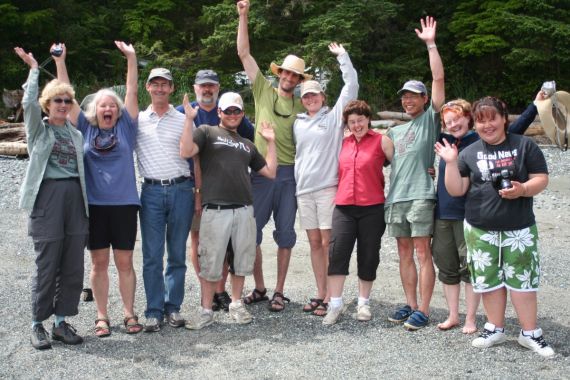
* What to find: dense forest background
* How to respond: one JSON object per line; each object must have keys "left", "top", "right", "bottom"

{"left": 2, "top": 0, "right": 570, "bottom": 114}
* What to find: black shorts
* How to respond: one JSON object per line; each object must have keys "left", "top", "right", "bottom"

{"left": 88, "top": 205, "right": 139, "bottom": 250}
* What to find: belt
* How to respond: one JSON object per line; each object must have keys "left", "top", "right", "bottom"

{"left": 204, "top": 203, "right": 246, "bottom": 210}
{"left": 143, "top": 176, "right": 190, "bottom": 186}
{"left": 44, "top": 177, "right": 79, "bottom": 182}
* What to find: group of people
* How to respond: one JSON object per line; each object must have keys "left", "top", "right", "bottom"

{"left": 15, "top": 0, "right": 554, "bottom": 358}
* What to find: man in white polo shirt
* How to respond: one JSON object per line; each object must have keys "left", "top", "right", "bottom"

{"left": 136, "top": 68, "right": 194, "bottom": 332}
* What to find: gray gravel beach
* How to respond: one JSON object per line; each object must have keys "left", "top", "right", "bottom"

{"left": 0, "top": 144, "right": 568, "bottom": 379}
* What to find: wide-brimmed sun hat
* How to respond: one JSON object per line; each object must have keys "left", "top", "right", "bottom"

{"left": 270, "top": 55, "right": 312, "bottom": 80}
{"left": 535, "top": 90, "right": 569, "bottom": 149}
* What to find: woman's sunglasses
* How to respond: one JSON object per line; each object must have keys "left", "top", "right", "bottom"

{"left": 52, "top": 97, "right": 73, "bottom": 105}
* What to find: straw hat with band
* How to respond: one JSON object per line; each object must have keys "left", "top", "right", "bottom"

{"left": 535, "top": 91, "right": 569, "bottom": 151}
{"left": 270, "top": 55, "right": 312, "bottom": 80}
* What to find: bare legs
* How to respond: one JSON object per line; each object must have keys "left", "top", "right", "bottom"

{"left": 438, "top": 282, "right": 481, "bottom": 333}
{"left": 306, "top": 228, "right": 330, "bottom": 302}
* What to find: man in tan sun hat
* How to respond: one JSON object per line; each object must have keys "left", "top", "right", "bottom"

{"left": 237, "top": 0, "right": 310, "bottom": 312}
{"left": 535, "top": 88, "right": 569, "bottom": 150}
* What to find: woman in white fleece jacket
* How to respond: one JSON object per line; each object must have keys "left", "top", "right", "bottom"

{"left": 293, "top": 42, "right": 358, "bottom": 316}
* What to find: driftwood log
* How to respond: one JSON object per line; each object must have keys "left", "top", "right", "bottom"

{"left": 375, "top": 111, "right": 545, "bottom": 136}
{"left": 0, "top": 122, "right": 27, "bottom": 156}
{"left": 0, "top": 142, "right": 27, "bottom": 156}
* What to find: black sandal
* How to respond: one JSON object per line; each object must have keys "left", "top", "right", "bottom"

{"left": 303, "top": 298, "right": 323, "bottom": 313}
{"left": 268, "top": 292, "right": 290, "bottom": 312}
{"left": 243, "top": 288, "right": 269, "bottom": 305}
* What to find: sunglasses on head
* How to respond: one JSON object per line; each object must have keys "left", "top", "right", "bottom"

{"left": 52, "top": 97, "right": 73, "bottom": 105}
{"left": 92, "top": 127, "right": 118, "bottom": 152}
{"left": 222, "top": 107, "right": 243, "bottom": 116}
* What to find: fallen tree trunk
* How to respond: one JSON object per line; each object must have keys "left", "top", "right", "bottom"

{"left": 0, "top": 125, "right": 25, "bottom": 142}
{"left": 0, "top": 142, "right": 28, "bottom": 156}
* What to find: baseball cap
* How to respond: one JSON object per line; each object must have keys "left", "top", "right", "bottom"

{"left": 218, "top": 92, "right": 243, "bottom": 111}
{"left": 397, "top": 80, "right": 427, "bottom": 95}
{"left": 195, "top": 69, "right": 219, "bottom": 85}
{"left": 300, "top": 80, "right": 324, "bottom": 97}
{"left": 147, "top": 68, "right": 173, "bottom": 83}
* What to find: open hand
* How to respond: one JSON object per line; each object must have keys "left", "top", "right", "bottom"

{"left": 258, "top": 121, "right": 275, "bottom": 142}
{"left": 328, "top": 42, "right": 346, "bottom": 56}
{"left": 14, "top": 47, "right": 38, "bottom": 69}
{"left": 183, "top": 93, "right": 198, "bottom": 120}
{"left": 115, "top": 41, "right": 136, "bottom": 58}
{"left": 415, "top": 16, "right": 437, "bottom": 44}
{"left": 434, "top": 138, "right": 458, "bottom": 163}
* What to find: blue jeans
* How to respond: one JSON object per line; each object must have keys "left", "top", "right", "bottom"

{"left": 140, "top": 179, "right": 194, "bottom": 319}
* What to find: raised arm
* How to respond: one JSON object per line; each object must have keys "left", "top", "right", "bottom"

{"left": 180, "top": 94, "right": 200, "bottom": 158}
{"left": 329, "top": 43, "right": 359, "bottom": 117}
{"left": 435, "top": 138, "right": 470, "bottom": 196}
{"left": 52, "top": 43, "right": 81, "bottom": 125}
{"left": 115, "top": 41, "right": 139, "bottom": 118}
{"left": 415, "top": 17, "right": 445, "bottom": 111}
{"left": 14, "top": 47, "right": 43, "bottom": 143}
{"left": 236, "top": 0, "right": 260, "bottom": 82}
{"left": 256, "top": 121, "right": 277, "bottom": 179}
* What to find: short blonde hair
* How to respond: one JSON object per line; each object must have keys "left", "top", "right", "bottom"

{"left": 38, "top": 79, "right": 75, "bottom": 114}
{"left": 84, "top": 88, "right": 124, "bottom": 127}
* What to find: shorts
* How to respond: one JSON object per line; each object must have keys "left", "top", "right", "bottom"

{"left": 88, "top": 205, "right": 138, "bottom": 250}
{"left": 297, "top": 187, "right": 336, "bottom": 230}
{"left": 190, "top": 213, "right": 200, "bottom": 232}
{"left": 252, "top": 165, "right": 297, "bottom": 248}
{"left": 464, "top": 221, "right": 540, "bottom": 293}
{"left": 432, "top": 219, "right": 469, "bottom": 284}
{"left": 198, "top": 205, "right": 256, "bottom": 282}
{"left": 385, "top": 199, "right": 435, "bottom": 238}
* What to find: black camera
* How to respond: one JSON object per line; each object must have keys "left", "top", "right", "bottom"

{"left": 491, "top": 169, "right": 514, "bottom": 190}
{"left": 50, "top": 44, "right": 63, "bottom": 57}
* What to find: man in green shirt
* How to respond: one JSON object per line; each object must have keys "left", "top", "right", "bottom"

{"left": 237, "top": 0, "right": 310, "bottom": 311}
{"left": 385, "top": 16, "right": 445, "bottom": 330}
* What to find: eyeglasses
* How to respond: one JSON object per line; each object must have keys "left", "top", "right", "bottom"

{"left": 401, "top": 94, "right": 422, "bottom": 101}
{"left": 92, "top": 127, "right": 117, "bottom": 151}
{"left": 222, "top": 108, "right": 243, "bottom": 116}
{"left": 273, "top": 93, "right": 294, "bottom": 118}
{"left": 52, "top": 97, "right": 73, "bottom": 104}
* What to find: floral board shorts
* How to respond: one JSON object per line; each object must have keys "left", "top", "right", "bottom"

{"left": 464, "top": 221, "right": 540, "bottom": 293}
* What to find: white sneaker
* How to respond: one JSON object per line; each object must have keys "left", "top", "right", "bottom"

{"left": 517, "top": 329, "right": 555, "bottom": 358}
{"left": 184, "top": 308, "right": 214, "bottom": 330}
{"left": 472, "top": 322, "right": 507, "bottom": 348}
{"left": 229, "top": 301, "right": 252, "bottom": 325}
{"left": 355, "top": 304, "right": 372, "bottom": 321}
{"left": 323, "top": 305, "right": 343, "bottom": 326}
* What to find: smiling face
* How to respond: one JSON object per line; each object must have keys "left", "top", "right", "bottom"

{"left": 301, "top": 92, "right": 325, "bottom": 116}
{"left": 218, "top": 106, "right": 244, "bottom": 131}
{"left": 474, "top": 110, "right": 507, "bottom": 145}
{"left": 96, "top": 95, "right": 119, "bottom": 129}
{"left": 194, "top": 83, "right": 219, "bottom": 108}
{"left": 278, "top": 69, "right": 302, "bottom": 94}
{"left": 400, "top": 91, "right": 428, "bottom": 118}
{"left": 146, "top": 78, "right": 174, "bottom": 105}
{"left": 347, "top": 113, "right": 370, "bottom": 141}
{"left": 443, "top": 109, "right": 470, "bottom": 139}
{"left": 46, "top": 93, "right": 73, "bottom": 125}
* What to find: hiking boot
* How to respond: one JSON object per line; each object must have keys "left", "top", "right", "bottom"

{"left": 229, "top": 301, "right": 253, "bottom": 324}
{"left": 472, "top": 322, "right": 507, "bottom": 348}
{"left": 323, "top": 305, "right": 343, "bottom": 326}
{"left": 388, "top": 305, "right": 413, "bottom": 323}
{"left": 52, "top": 322, "right": 83, "bottom": 345}
{"left": 404, "top": 310, "right": 429, "bottom": 331}
{"left": 144, "top": 317, "right": 161, "bottom": 333}
{"left": 213, "top": 291, "right": 232, "bottom": 312}
{"left": 165, "top": 312, "right": 185, "bottom": 328}
{"left": 184, "top": 309, "right": 214, "bottom": 330}
{"left": 31, "top": 324, "right": 51, "bottom": 350}
{"left": 355, "top": 304, "right": 372, "bottom": 321}
{"left": 517, "top": 329, "right": 555, "bottom": 358}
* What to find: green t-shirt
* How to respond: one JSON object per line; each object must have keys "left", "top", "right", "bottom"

{"left": 43, "top": 124, "right": 80, "bottom": 179}
{"left": 252, "top": 71, "right": 304, "bottom": 165}
{"left": 386, "top": 104, "right": 440, "bottom": 205}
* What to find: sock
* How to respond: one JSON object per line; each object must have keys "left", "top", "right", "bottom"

{"left": 523, "top": 328, "right": 541, "bottom": 337}
{"left": 54, "top": 315, "right": 65, "bottom": 326}
{"left": 358, "top": 297, "right": 369, "bottom": 307}
{"left": 201, "top": 307, "right": 213, "bottom": 314}
{"left": 495, "top": 326, "right": 505, "bottom": 333}
{"left": 329, "top": 297, "right": 343, "bottom": 309}
{"left": 32, "top": 320, "right": 42, "bottom": 328}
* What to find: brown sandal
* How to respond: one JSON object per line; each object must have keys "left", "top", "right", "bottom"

{"left": 243, "top": 288, "right": 269, "bottom": 305}
{"left": 123, "top": 315, "right": 143, "bottom": 334}
{"left": 268, "top": 292, "right": 290, "bottom": 312}
{"left": 303, "top": 298, "right": 323, "bottom": 313}
{"left": 95, "top": 318, "right": 111, "bottom": 338}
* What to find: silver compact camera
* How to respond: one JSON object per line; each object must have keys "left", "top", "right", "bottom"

{"left": 50, "top": 43, "right": 63, "bottom": 57}
{"left": 541, "top": 81, "right": 556, "bottom": 98}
